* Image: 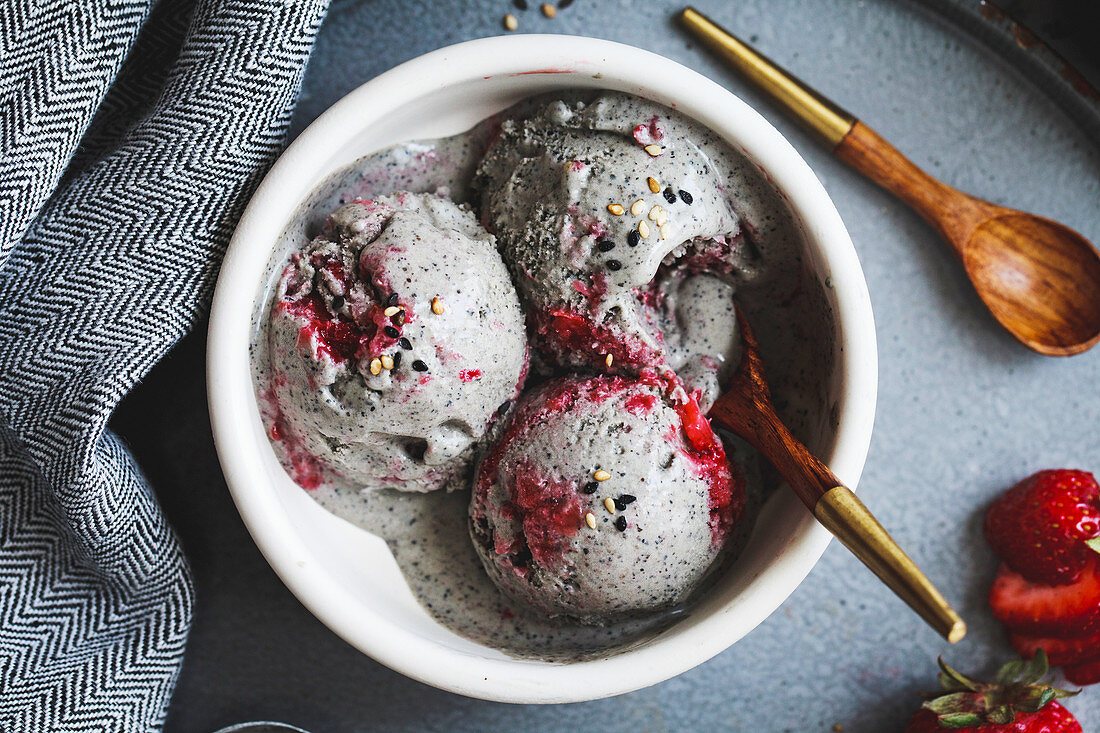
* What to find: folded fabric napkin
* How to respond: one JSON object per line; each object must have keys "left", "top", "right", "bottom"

{"left": 0, "top": 0, "right": 329, "bottom": 728}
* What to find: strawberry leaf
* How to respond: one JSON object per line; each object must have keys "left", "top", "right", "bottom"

{"left": 996, "top": 659, "right": 1025, "bottom": 685}
{"left": 1015, "top": 688, "right": 1046, "bottom": 710}
{"left": 1086, "top": 537, "right": 1100, "bottom": 555}
{"left": 1053, "top": 687, "right": 1081, "bottom": 700}
{"left": 921, "top": 652, "right": 1078, "bottom": 728}
{"left": 938, "top": 712, "right": 984, "bottom": 728}
{"left": 924, "top": 692, "right": 976, "bottom": 715}
{"left": 937, "top": 657, "right": 980, "bottom": 692}
{"left": 1020, "top": 648, "right": 1049, "bottom": 683}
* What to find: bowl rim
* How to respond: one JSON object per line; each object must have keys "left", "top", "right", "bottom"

{"left": 207, "top": 33, "right": 878, "bottom": 704}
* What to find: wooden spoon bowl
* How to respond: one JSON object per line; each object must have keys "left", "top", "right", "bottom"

{"left": 836, "top": 121, "right": 1100, "bottom": 357}
{"left": 962, "top": 212, "right": 1100, "bottom": 356}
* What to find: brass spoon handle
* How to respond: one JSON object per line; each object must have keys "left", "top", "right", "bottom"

{"left": 680, "top": 6, "right": 856, "bottom": 147}
{"left": 710, "top": 310, "right": 967, "bottom": 643}
{"left": 712, "top": 387, "right": 966, "bottom": 644}
{"left": 679, "top": 7, "right": 996, "bottom": 254}
{"left": 815, "top": 486, "right": 967, "bottom": 643}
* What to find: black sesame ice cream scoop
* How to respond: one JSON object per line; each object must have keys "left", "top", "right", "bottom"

{"left": 264, "top": 192, "right": 528, "bottom": 492}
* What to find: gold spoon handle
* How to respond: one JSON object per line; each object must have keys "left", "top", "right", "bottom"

{"left": 679, "top": 7, "right": 994, "bottom": 250}
{"left": 712, "top": 393, "right": 967, "bottom": 643}
{"left": 815, "top": 486, "right": 967, "bottom": 643}
{"left": 680, "top": 6, "right": 856, "bottom": 147}
{"left": 710, "top": 309, "right": 966, "bottom": 643}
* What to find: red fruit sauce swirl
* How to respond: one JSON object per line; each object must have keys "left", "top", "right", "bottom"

{"left": 277, "top": 249, "right": 411, "bottom": 368}
{"left": 475, "top": 373, "right": 742, "bottom": 567}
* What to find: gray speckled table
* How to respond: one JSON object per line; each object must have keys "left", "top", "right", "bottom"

{"left": 114, "top": 1, "right": 1100, "bottom": 730}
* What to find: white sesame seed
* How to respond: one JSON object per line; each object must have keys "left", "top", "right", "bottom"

{"left": 656, "top": 210, "right": 668, "bottom": 226}
{"left": 647, "top": 176, "right": 660, "bottom": 193}
{"left": 660, "top": 223, "right": 670, "bottom": 240}
{"left": 585, "top": 512, "right": 597, "bottom": 529}
{"left": 380, "top": 355, "right": 394, "bottom": 370}
{"left": 644, "top": 144, "right": 663, "bottom": 157}
{"left": 594, "top": 470, "right": 611, "bottom": 482}
{"left": 369, "top": 358, "right": 382, "bottom": 375}
{"left": 383, "top": 305, "right": 400, "bottom": 317}
{"left": 431, "top": 297, "right": 444, "bottom": 315}
{"left": 638, "top": 220, "right": 650, "bottom": 239}
{"left": 607, "top": 203, "right": 625, "bottom": 216}
{"left": 605, "top": 353, "right": 613, "bottom": 368}
{"left": 603, "top": 497, "right": 616, "bottom": 514}
{"left": 630, "top": 199, "right": 645, "bottom": 217}
{"left": 503, "top": 13, "right": 518, "bottom": 30}
{"left": 541, "top": 3, "right": 556, "bottom": 17}
{"left": 648, "top": 205, "right": 661, "bottom": 221}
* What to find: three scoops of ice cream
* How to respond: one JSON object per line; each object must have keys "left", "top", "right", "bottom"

{"left": 266, "top": 93, "right": 756, "bottom": 625}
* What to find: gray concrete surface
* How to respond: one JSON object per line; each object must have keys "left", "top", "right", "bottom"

{"left": 112, "top": 0, "right": 1100, "bottom": 730}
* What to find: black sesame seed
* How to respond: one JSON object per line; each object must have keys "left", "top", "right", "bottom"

{"left": 678, "top": 189, "right": 693, "bottom": 205}
{"left": 393, "top": 310, "right": 406, "bottom": 325}
{"left": 558, "top": 0, "right": 573, "bottom": 7}
{"left": 606, "top": 259, "right": 622, "bottom": 271}
{"left": 391, "top": 352, "right": 402, "bottom": 369}
{"left": 597, "top": 239, "right": 615, "bottom": 252}
{"left": 617, "top": 493, "right": 636, "bottom": 506}
{"left": 497, "top": 401, "right": 511, "bottom": 417}
{"left": 384, "top": 325, "right": 400, "bottom": 338}
{"left": 387, "top": 293, "right": 399, "bottom": 306}
{"left": 331, "top": 295, "right": 345, "bottom": 311}
{"left": 581, "top": 481, "right": 599, "bottom": 495}
{"left": 614, "top": 516, "right": 627, "bottom": 532}
{"left": 662, "top": 186, "right": 677, "bottom": 204}
{"left": 627, "top": 230, "right": 640, "bottom": 247}
{"left": 513, "top": 0, "right": 527, "bottom": 8}
{"left": 412, "top": 359, "right": 428, "bottom": 372}
{"left": 399, "top": 337, "right": 412, "bottom": 350}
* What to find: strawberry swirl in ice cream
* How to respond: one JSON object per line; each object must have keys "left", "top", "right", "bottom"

{"left": 476, "top": 93, "right": 760, "bottom": 395}
{"left": 265, "top": 192, "right": 528, "bottom": 493}
{"left": 470, "top": 372, "right": 744, "bottom": 624}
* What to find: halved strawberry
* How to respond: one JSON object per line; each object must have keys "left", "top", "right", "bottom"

{"left": 989, "top": 560, "right": 1100, "bottom": 636}
{"left": 1009, "top": 628, "right": 1100, "bottom": 666}
{"left": 984, "top": 469, "right": 1100, "bottom": 586}
{"left": 1064, "top": 658, "right": 1100, "bottom": 686}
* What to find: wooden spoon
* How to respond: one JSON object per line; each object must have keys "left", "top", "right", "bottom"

{"left": 682, "top": 6, "right": 1100, "bottom": 357}
{"left": 709, "top": 308, "right": 967, "bottom": 642}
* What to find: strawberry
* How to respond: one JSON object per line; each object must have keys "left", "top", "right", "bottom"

{"left": 905, "top": 705, "right": 1081, "bottom": 732}
{"left": 984, "top": 470, "right": 1100, "bottom": 586}
{"left": 903, "top": 651, "right": 1080, "bottom": 732}
{"left": 988, "top": 560, "right": 1100, "bottom": 636}
{"left": 1009, "top": 628, "right": 1100, "bottom": 667}
{"left": 1064, "top": 659, "right": 1100, "bottom": 686}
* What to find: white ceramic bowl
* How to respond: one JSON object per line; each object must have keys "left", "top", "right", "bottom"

{"left": 207, "top": 35, "right": 877, "bottom": 703}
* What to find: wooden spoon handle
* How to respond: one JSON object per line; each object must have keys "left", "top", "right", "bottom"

{"left": 710, "top": 388, "right": 838, "bottom": 510}
{"left": 834, "top": 122, "right": 991, "bottom": 253}
{"left": 711, "top": 309, "right": 966, "bottom": 642}
{"left": 680, "top": 7, "right": 996, "bottom": 256}
{"left": 712, "top": 393, "right": 966, "bottom": 642}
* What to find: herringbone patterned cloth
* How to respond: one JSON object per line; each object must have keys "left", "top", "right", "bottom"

{"left": 0, "top": 0, "right": 329, "bottom": 728}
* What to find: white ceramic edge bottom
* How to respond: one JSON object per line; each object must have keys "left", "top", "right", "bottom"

{"left": 207, "top": 35, "right": 878, "bottom": 704}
